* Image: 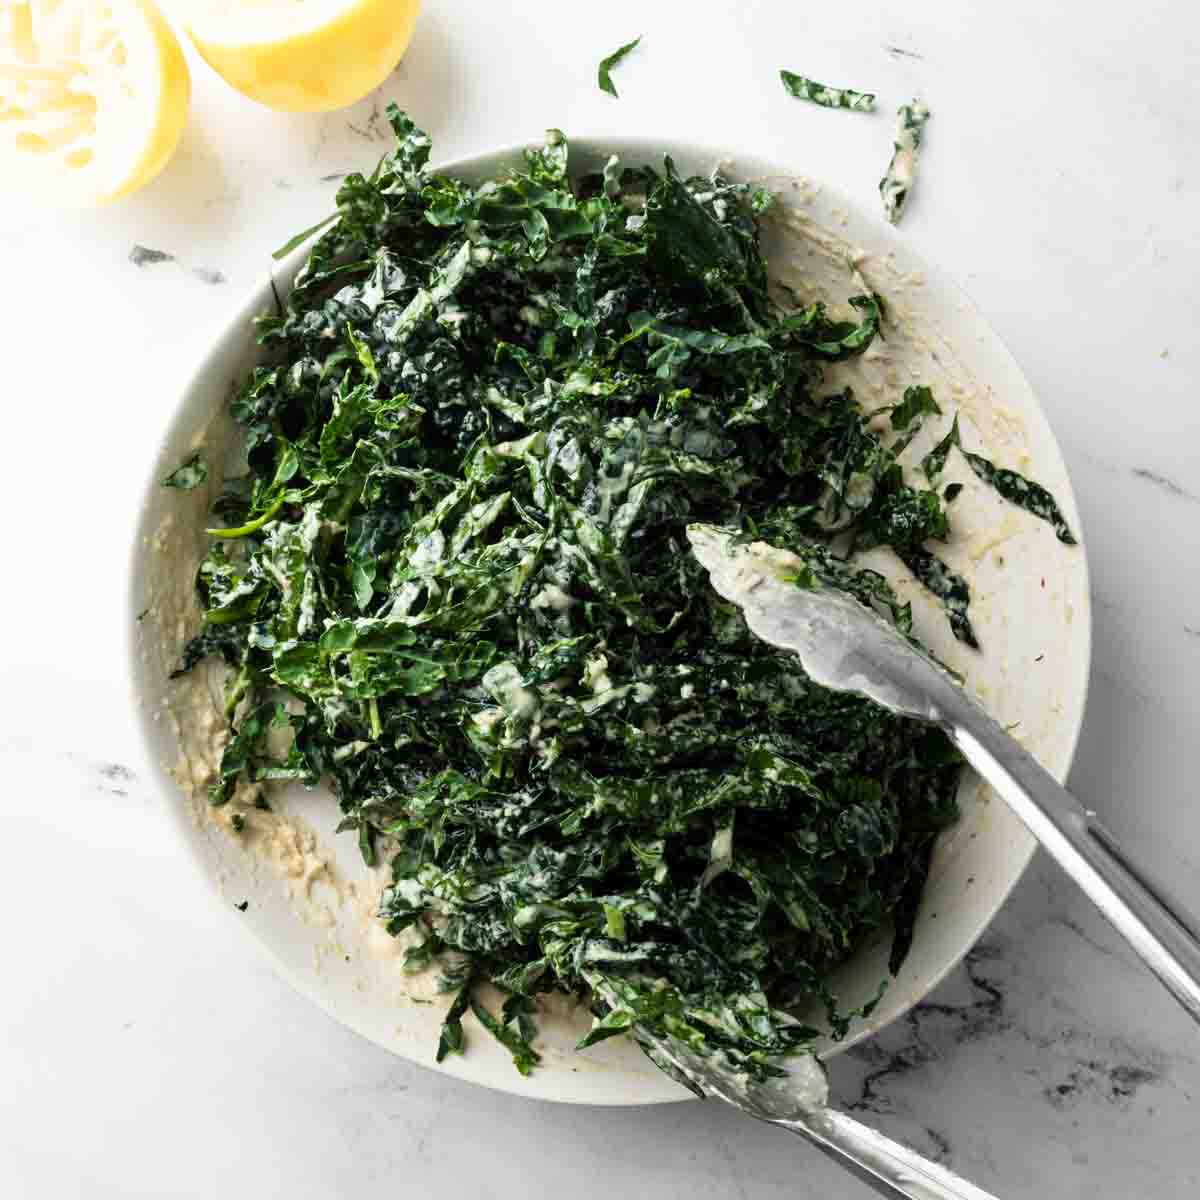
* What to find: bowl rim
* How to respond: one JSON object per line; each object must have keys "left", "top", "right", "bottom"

{"left": 125, "top": 131, "right": 1092, "bottom": 1105}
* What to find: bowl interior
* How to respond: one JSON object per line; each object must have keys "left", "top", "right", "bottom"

{"left": 128, "top": 136, "right": 1090, "bottom": 1105}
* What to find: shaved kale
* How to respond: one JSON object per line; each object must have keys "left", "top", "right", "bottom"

{"left": 921, "top": 416, "right": 1076, "bottom": 544}
{"left": 922, "top": 414, "right": 961, "bottom": 484}
{"left": 780, "top": 70, "right": 876, "bottom": 112}
{"left": 170, "top": 109, "right": 1073, "bottom": 1083}
{"left": 170, "top": 624, "right": 244, "bottom": 679}
{"left": 162, "top": 454, "right": 208, "bottom": 490}
{"left": 899, "top": 549, "right": 978, "bottom": 649}
{"left": 962, "top": 453, "right": 1077, "bottom": 545}
{"left": 890, "top": 384, "right": 941, "bottom": 437}
{"left": 598, "top": 36, "right": 641, "bottom": 98}
{"left": 880, "top": 100, "right": 930, "bottom": 225}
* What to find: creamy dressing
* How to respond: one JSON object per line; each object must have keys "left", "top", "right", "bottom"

{"left": 967, "top": 513, "right": 1022, "bottom": 563}
{"left": 582, "top": 651, "right": 613, "bottom": 695}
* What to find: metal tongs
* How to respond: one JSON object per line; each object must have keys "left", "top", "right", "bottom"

{"left": 669, "top": 525, "right": 1200, "bottom": 1200}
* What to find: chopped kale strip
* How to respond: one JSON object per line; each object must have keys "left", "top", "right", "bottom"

{"left": 890, "top": 384, "right": 941, "bottom": 433}
{"left": 780, "top": 70, "right": 876, "bottom": 112}
{"left": 889, "top": 384, "right": 941, "bottom": 457}
{"left": 879, "top": 100, "right": 930, "bottom": 224}
{"left": 961, "top": 452, "right": 1077, "bottom": 545}
{"left": 921, "top": 416, "right": 1076, "bottom": 544}
{"left": 170, "top": 109, "right": 1073, "bottom": 1083}
{"left": 900, "top": 548, "right": 978, "bottom": 648}
{"left": 598, "top": 36, "right": 642, "bottom": 98}
{"left": 162, "top": 454, "right": 208, "bottom": 490}
{"left": 922, "top": 414, "right": 961, "bottom": 483}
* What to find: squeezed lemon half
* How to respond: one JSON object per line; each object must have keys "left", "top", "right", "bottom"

{"left": 184, "top": 0, "right": 421, "bottom": 112}
{"left": 0, "top": 0, "right": 190, "bottom": 206}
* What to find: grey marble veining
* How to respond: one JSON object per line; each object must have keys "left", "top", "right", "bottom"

{"left": 1129, "top": 469, "right": 1196, "bottom": 503}
{"left": 3, "top": 1, "right": 1200, "bottom": 1197}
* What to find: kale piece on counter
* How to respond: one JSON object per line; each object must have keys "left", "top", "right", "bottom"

{"left": 598, "top": 36, "right": 641, "bottom": 97}
{"left": 781, "top": 70, "right": 876, "bottom": 112}
{"left": 880, "top": 100, "right": 930, "bottom": 224}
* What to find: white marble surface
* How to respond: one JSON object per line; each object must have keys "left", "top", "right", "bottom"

{"left": 3, "top": 1, "right": 1200, "bottom": 1196}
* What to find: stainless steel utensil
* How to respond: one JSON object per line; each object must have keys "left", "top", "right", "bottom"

{"left": 688, "top": 524, "right": 1200, "bottom": 1026}
{"left": 632, "top": 1022, "right": 998, "bottom": 1200}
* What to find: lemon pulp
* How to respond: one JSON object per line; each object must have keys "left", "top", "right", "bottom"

{"left": 0, "top": 0, "right": 190, "bottom": 206}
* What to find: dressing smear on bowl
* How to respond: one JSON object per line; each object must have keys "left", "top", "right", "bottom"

{"left": 138, "top": 111, "right": 1077, "bottom": 1085}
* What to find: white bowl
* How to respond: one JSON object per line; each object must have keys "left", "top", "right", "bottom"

{"left": 127, "top": 136, "right": 1091, "bottom": 1105}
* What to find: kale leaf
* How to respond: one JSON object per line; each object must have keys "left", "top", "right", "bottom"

{"left": 780, "top": 70, "right": 876, "bottom": 112}
{"left": 880, "top": 100, "right": 930, "bottom": 225}
{"left": 890, "top": 384, "right": 941, "bottom": 433}
{"left": 598, "top": 36, "right": 641, "bottom": 98}
{"left": 921, "top": 415, "right": 1076, "bottom": 544}
{"left": 962, "top": 452, "right": 1077, "bottom": 545}
{"left": 162, "top": 454, "right": 208, "bottom": 490}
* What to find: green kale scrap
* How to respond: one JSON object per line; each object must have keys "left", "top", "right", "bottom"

{"left": 780, "top": 70, "right": 876, "bottom": 112}
{"left": 162, "top": 454, "right": 208, "bottom": 490}
{"left": 170, "top": 108, "right": 1071, "bottom": 1083}
{"left": 598, "top": 36, "right": 641, "bottom": 98}
{"left": 921, "top": 416, "right": 1076, "bottom": 544}
{"left": 879, "top": 100, "right": 930, "bottom": 225}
